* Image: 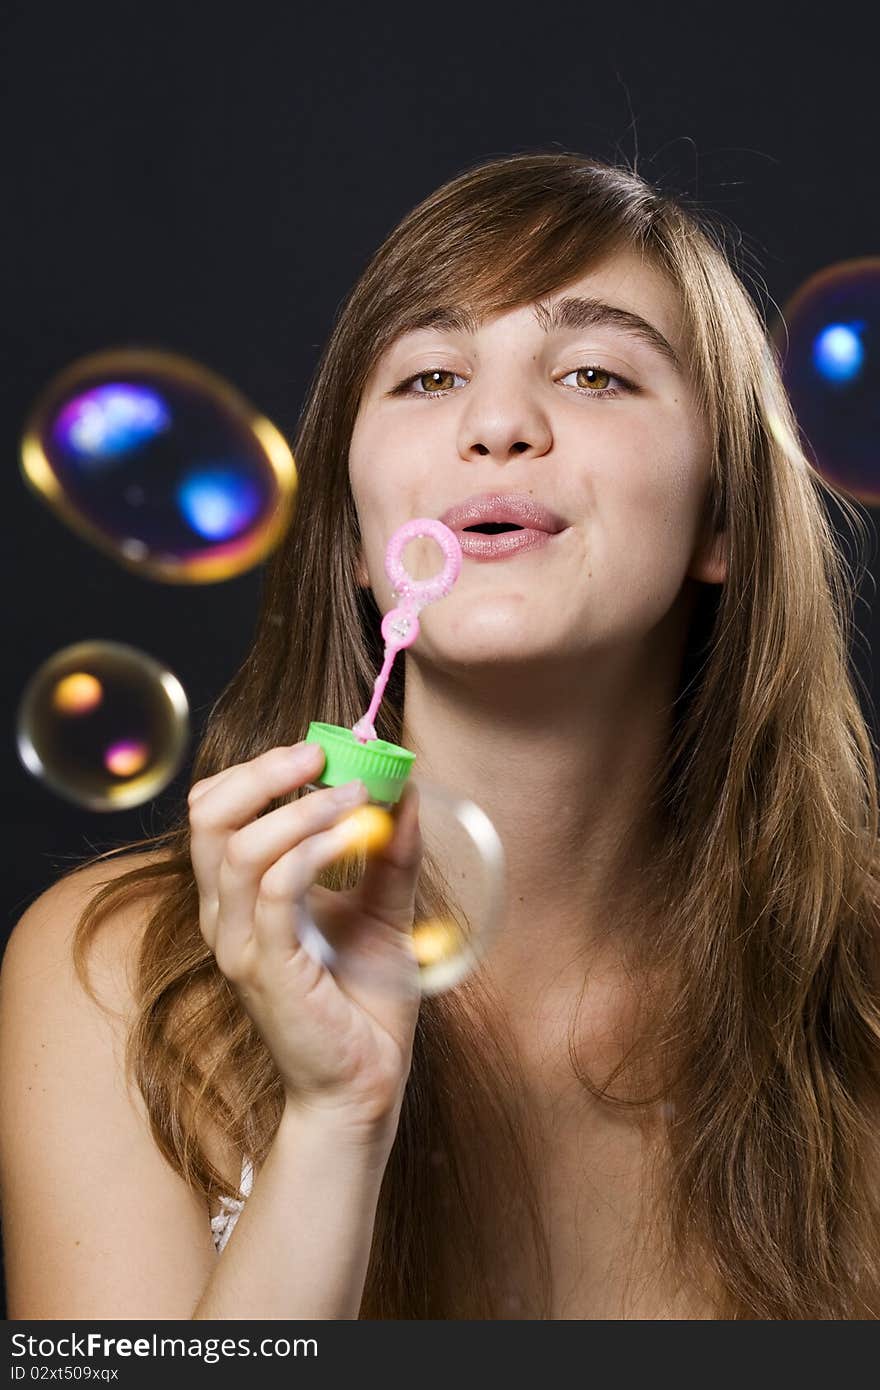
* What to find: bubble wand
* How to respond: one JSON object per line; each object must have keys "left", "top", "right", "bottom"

{"left": 305, "top": 517, "right": 462, "bottom": 799}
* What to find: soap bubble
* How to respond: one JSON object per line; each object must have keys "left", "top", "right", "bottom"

{"left": 17, "top": 640, "right": 190, "bottom": 810}
{"left": 20, "top": 348, "right": 297, "bottom": 582}
{"left": 298, "top": 775, "right": 506, "bottom": 996}
{"left": 769, "top": 258, "right": 880, "bottom": 502}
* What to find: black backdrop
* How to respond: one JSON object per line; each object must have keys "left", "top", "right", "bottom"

{"left": 1, "top": 1, "right": 877, "bottom": 1323}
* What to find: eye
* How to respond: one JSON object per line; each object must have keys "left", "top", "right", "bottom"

{"left": 558, "top": 365, "right": 632, "bottom": 398}
{"left": 393, "top": 368, "right": 466, "bottom": 398}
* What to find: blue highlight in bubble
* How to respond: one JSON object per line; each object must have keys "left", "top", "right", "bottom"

{"left": 813, "top": 322, "right": 865, "bottom": 383}
{"left": 176, "top": 464, "right": 263, "bottom": 540}
{"left": 55, "top": 384, "right": 171, "bottom": 462}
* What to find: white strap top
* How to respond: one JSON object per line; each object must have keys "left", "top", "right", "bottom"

{"left": 210, "top": 1156, "right": 254, "bottom": 1254}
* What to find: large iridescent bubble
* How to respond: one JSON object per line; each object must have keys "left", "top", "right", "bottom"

{"left": 20, "top": 348, "right": 297, "bottom": 581}
{"left": 769, "top": 258, "right": 880, "bottom": 502}
{"left": 17, "top": 640, "right": 189, "bottom": 810}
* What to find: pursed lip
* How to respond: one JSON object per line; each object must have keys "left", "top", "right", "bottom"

{"left": 453, "top": 526, "right": 564, "bottom": 561}
{"left": 439, "top": 492, "right": 568, "bottom": 535}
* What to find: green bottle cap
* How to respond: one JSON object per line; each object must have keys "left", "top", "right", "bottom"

{"left": 305, "top": 721, "right": 416, "bottom": 806}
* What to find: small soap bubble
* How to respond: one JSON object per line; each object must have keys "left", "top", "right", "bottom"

{"left": 17, "top": 640, "right": 189, "bottom": 810}
{"left": 20, "top": 348, "right": 297, "bottom": 582}
{"left": 769, "top": 257, "right": 880, "bottom": 501}
{"left": 298, "top": 774, "right": 505, "bottom": 996}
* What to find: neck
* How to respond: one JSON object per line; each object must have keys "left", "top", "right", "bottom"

{"left": 399, "top": 627, "right": 681, "bottom": 1009}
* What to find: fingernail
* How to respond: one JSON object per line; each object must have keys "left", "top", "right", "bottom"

{"left": 289, "top": 742, "right": 322, "bottom": 766}
{"left": 332, "top": 779, "right": 366, "bottom": 804}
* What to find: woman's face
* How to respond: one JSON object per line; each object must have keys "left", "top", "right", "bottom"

{"left": 348, "top": 245, "right": 725, "bottom": 672}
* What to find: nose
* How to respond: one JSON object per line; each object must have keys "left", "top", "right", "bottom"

{"left": 456, "top": 372, "right": 552, "bottom": 463}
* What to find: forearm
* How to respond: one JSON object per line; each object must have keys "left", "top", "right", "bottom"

{"left": 191, "top": 1103, "right": 392, "bottom": 1320}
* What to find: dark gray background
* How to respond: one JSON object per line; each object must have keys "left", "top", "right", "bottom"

{"left": 1, "top": 0, "right": 877, "bottom": 1322}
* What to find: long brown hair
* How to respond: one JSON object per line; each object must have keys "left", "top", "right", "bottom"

{"left": 68, "top": 150, "right": 880, "bottom": 1317}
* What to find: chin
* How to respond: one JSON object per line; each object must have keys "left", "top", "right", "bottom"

{"left": 421, "top": 617, "right": 562, "bottom": 668}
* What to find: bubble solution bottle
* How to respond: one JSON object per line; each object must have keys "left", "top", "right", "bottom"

{"left": 302, "top": 720, "right": 413, "bottom": 812}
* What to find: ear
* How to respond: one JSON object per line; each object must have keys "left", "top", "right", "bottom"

{"left": 687, "top": 524, "right": 727, "bottom": 586}
{"left": 355, "top": 549, "right": 370, "bottom": 588}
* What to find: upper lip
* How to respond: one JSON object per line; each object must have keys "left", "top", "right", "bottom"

{"left": 439, "top": 493, "right": 568, "bottom": 535}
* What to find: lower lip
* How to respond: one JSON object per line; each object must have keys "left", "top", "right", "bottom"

{"left": 453, "top": 527, "right": 568, "bottom": 561}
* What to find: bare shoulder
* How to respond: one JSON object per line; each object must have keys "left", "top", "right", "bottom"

{"left": 4, "top": 846, "right": 168, "bottom": 973}
{"left": 0, "top": 845, "right": 175, "bottom": 1050}
{"left": 0, "top": 848, "right": 224, "bottom": 1318}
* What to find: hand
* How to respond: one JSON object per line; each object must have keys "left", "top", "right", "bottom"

{"left": 188, "top": 742, "right": 424, "bottom": 1143}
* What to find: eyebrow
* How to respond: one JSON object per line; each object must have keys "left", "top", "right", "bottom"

{"left": 396, "top": 295, "right": 683, "bottom": 373}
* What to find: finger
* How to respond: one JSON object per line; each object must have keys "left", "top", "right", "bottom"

{"left": 189, "top": 742, "right": 325, "bottom": 917}
{"left": 214, "top": 782, "right": 369, "bottom": 965}
{"left": 246, "top": 805, "right": 387, "bottom": 970}
{"left": 188, "top": 741, "right": 323, "bottom": 807}
{"left": 356, "top": 780, "right": 423, "bottom": 932}
{"left": 188, "top": 768, "right": 235, "bottom": 804}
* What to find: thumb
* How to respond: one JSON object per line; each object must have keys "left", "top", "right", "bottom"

{"left": 357, "top": 780, "right": 423, "bottom": 932}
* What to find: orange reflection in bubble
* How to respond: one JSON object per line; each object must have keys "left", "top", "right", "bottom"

{"left": 412, "top": 918, "right": 467, "bottom": 967}
{"left": 51, "top": 671, "right": 104, "bottom": 715}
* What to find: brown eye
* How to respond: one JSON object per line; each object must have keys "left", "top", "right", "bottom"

{"left": 392, "top": 367, "right": 467, "bottom": 401}
{"left": 575, "top": 367, "right": 611, "bottom": 390}
{"left": 558, "top": 365, "right": 631, "bottom": 399}
{"left": 417, "top": 369, "right": 457, "bottom": 393}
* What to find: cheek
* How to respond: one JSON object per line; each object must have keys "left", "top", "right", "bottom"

{"left": 616, "top": 405, "right": 707, "bottom": 526}
{"left": 347, "top": 430, "right": 378, "bottom": 586}
{"left": 347, "top": 423, "right": 425, "bottom": 603}
{"left": 349, "top": 413, "right": 437, "bottom": 533}
{"left": 347, "top": 424, "right": 387, "bottom": 546}
{"left": 348, "top": 407, "right": 399, "bottom": 505}
{"left": 347, "top": 414, "right": 370, "bottom": 501}
{"left": 597, "top": 426, "right": 708, "bottom": 584}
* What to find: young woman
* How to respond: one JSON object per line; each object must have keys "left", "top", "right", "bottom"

{"left": 2, "top": 151, "right": 879, "bottom": 1320}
